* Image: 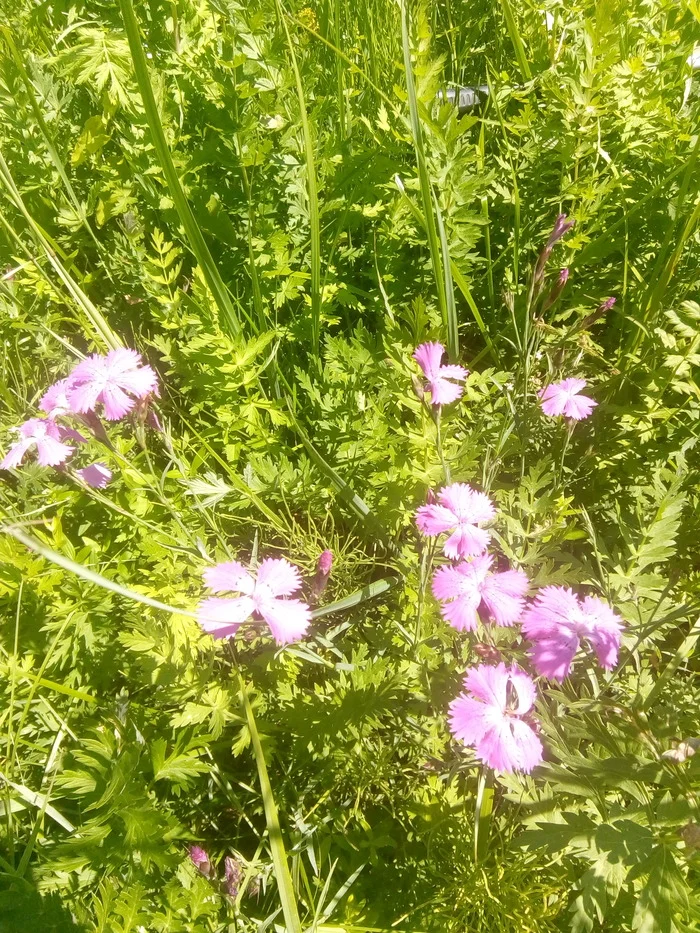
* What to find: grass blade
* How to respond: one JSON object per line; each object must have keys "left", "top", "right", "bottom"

{"left": 278, "top": 1, "right": 322, "bottom": 357}
{"left": 311, "top": 576, "right": 398, "bottom": 620}
{"left": 2, "top": 525, "right": 199, "bottom": 619}
{"left": 498, "top": 0, "right": 532, "bottom": 81}
{"left": 400, "top": 0, "right": 456, "bottom": 361}
{"left": 118, "top": 0, "right": 242, "bottom": 338}
{"left": 235, "top": 665, "right": 303, "bottom": 933}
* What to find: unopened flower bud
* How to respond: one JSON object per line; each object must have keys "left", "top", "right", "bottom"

{"left": 189, "top": 845, "right": 213, "bottom": 878}
{"left": 425, "top": 488, "right": 437, "bottom": 505}
{"left": 224, "top": 855, "right": 242, "bottom": 897}
{"left": 311, "top": 550, "right": 333, "bottom": 601}
{"left": 541, "top": 267, "right": 570, "bottom": 313}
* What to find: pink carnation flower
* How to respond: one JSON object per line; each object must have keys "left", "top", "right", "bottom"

{"left": 413, "top": 342, "right": 468, "bottom": 406}
{"left": 198, "top": 557, "right": 311, "bottom": 645}
{"left": 522, "top": 586, "right": 623, "bottom": 681}
{"left": 449, "top": 663, "right": 543, "bottom": 773}
{"left": 1, "top": 417, "right": 75, "bottom": 470}
{"left": 539, "top": 378, "right": 597, "bottom": 420}
{"left": 69, "top": 348, "right": 158, "bottom": 421}
{"left": 415, "top": 482, "right": 496, "bottom": 559}
{"left": 40, "top": 377, "right": 77, "bottom": 417}
{"left": 432, "top": 553, "right": 528, "bottom": 631}
{"left": 76, "top": 462, "right": 112, "bottom": 488}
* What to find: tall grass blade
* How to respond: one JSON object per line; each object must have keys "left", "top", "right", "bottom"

{"left": 311, "top": 576, "right": 398, "bottom": 619}
{"left": 278, "top": 1, "right": 322, "bottom": 357}
{"left": 400, "top": 0, "right": 456, "bottom": 361}
{"left": 236, "top": 666, "right": 303, "bottom": 933}
{"left": 2, "top": 526, "right": 199, "bottom": 619}
{"left": 497, "top": 0, "right": 532, "bottom": 81}
{"left": 118, "top": 0, "right": 242, "bottom": 338}
{"left": 0, "top": 154, "right": 121, "bottom": 351}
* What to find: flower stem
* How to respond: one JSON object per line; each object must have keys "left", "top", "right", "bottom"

{"left": 228, "top": 646, "right": 302, "bottom": 933}
{"left": 434, "top": 407, "right": 451, "bottom": 484}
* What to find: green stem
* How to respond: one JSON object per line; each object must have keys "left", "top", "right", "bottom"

{"left": 231, "top": 652, "right": 302, "bottom": 933}
{"left": 118, "top": 0, "right": 242, "bottom": 338}
{"left": 434, "top": 407, "right": 451, "bottom": 484}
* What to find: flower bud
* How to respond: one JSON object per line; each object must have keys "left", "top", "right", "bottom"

{"left": 189, "top": 845, "right": 213, "bottom": 878}
{"left": 224, "top": 855, "right": 242, "bottom": 897}
{"left": 311, "top": 550, "right": 333, "bottom": 601}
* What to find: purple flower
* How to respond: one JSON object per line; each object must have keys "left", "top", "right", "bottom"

{"left": 68, "top": 349, "right": 158, "bottom": 421}
{"left": 40, "top": 377, "right": 77, "bottom": 417}
{"left": 535, "top": 214, "right": 575, "bottom": 283}
{"left": 415, "top": 482, "right": 496, "bottom": 559}
{"left": 198, "top": 557, "right": 311, "bottom": 644}
{"left": 189, "top": 845, "right": 213, "bottom": 878}
{"left": 413, "top": 342, "right": 468, "bottom": 406}
{"left": 1, "top": 417, "right": 75, "bottom": 470}
{"left": 224, "top": 856, "right": 242, "bottom": 897}
{"left": 448, "top": 663, "right": 543, "bottom": 773}
{"left": 76, "top": 462, "right": 112, "bottom": 488}
{"left": 432, "top": 553, "right": 528, "bottom": 631}
{"left": 311, "top": 549, "right": 333, "bottom": 600}
{"left": 522, "top": 586, "right": 623, "bottom": 681}
{"left": 539, "top": 378, "right": 597, "bottom": 420}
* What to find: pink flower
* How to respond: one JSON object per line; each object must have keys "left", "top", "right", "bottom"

{"left": 40, "top": 377, "right": 76, "bottom": 417}
{"left": 448, "top": 663, "right": 543, "bottom": 773}
{"left": 415, "top": 482, "right": 496, "bottom": 559}
{"left": 413, "top": 342, "right": 468, "bottom": 406}
{"left": 432, "top": 554, "right": 528, "bottom": 631}
{"left": 189, "top": 845, "right": 213, "bottom": 878}
{"left": 198, "top": 557, "right": 311, "bottom": 645}
{"left": 1, "top": 417, "right": 75, "bottom": 470}
{"left": 311, "top": 549, "right": 333, "bottom": 601}
{"left": 68, "top": 349, "right": 158, "bottom": 421}
{"left": 76, "top": 462, "right": 112, "bottom": 488}
{"left": 539, "top": 378, "right": 597, "bottom": 420}
{"left": 522, "top": 586, "right": 623, "bottom": 681}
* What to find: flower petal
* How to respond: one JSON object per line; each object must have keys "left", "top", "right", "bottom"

{"left": 258, "top": 597, "right": 311, "bottom": 645}
{"left": 203, "top": 561, "right": 253, "bottom": 595}
{"left": 100, "top": 383, "right": 135, "bottom": 420}
{"left": 413, "top": 342, "right": 445, "bottom": 379}
{"left": 77, "top": 462, "right": 112, "bottom": 488}
{"left": 255, "top": 557, "right": 302, "bottom": 597}
{"left": 415, "top": 504, "right": 457, "bottom": 537}
{"left": 463, "top": 663, "right": 508, "bottom": 710}
{"left": 440, "top": 593, "right": 480, "bottom": 632}
{"left": 35, "top": 435, "right": 74, "bottom": 467}
{"left": 529, "top": 635, "right": 579, "bottom": 681}
{"left": 197, "top": 596, "right": 254, "bottom": 638}
{"left": 443, "top": 524, "right": 490, "bottom": 559}
{"left": 428, "top": 377, "right": 463, "bottom": 406}
{"left": 480, "top": 568, "right": 528, "bottom": 626}
{"left": 563, "top": 394, "right": 597, "bottom": 421}
{"left": 439, "top": 484, "right": 496, "bottom": 524}
{"left": 0, "top": 438, "right": 33, "bottom": 470}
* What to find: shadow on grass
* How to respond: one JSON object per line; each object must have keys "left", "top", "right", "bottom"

{"left": 0, "top": 879, "right": 86, "bottom": 933}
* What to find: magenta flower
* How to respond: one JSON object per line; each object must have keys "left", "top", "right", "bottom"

{"left": 198, "top": 557, "right": 311, "bottom": 645}
{"left": 1, "top": 417, "right": 75, "bottom": 470}
{"left": 76, "top": 462, "right": 112, "bottom": 488}
{"left": 545, "top": 214, "right": 575, "bottom": 251}
{"left": 416, "top": 482, "right": 496, "bottom": 559}
{"left": 432, "top": 553, "right": 528, "bottom": 631}
{"left": 522, "top": 586, "right": 623, "bottom": 681}
{"left": 449, "top": 663, "right": 543, "bottom": 773}
{"left": 539, "top": 378, "right": 597, "bottom": 420}
{"left": 413, "top": 342, "right": 468, "bottom": 406}
{"left": 40, "top": 377, "right": 76, "bottom": 417}
{"left": 68, "top": 349, "right": 158, "bottom": 421}
{"left": 189, "top": 845, "right": 213, "bottom": 878}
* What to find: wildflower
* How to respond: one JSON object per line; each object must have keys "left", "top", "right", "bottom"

{"left": 224, "top": 856, "right": 242, "bottom": 897}
{"left": 68, "top": 348, "right": 158, "bottom": 421}
{"left": 311, "top": 549, "right": 333, "bottom": 601}
{"left": 415, "top": 482, "right": 496, "bottom": 559}
{"left": 534, "top": 213, "right": 575, "bottom": 283}
{"left": 522, "top": 586, "right": 623, "bottom": 681}
{"left": 539, "top": 378, "right": 597, "bottom": 420}
{"left": 189, "top": 845, "right": 213, "bottom": 878}
{"left": 1, "top": 417, "right": 75, "bottom": 470}
{"left": 541, "top": 267, "right": 569, "bottom": 313}
{"left": 40, "top": 377, "right": 76, "bottom": 417}
{"left": 448, "top": 663, "right": 543, "bottom": 773}
{"left": 76, "top": 462, "right": 112, "bottom": 488}
{"left": 198, "top": 557, "right": 311, "bottom": 645}
{"left": 432, "top": 553, "right": 528, "bottom": 631}
{"left": 413, "top": 342, "right": 468, "bottom": 406}
{"left": 580, "top": 296, "right": 615, "bottom": 330}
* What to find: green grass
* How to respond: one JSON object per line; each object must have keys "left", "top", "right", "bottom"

{"left": 0, "top": 1, "right": 699, "bottom": 931}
